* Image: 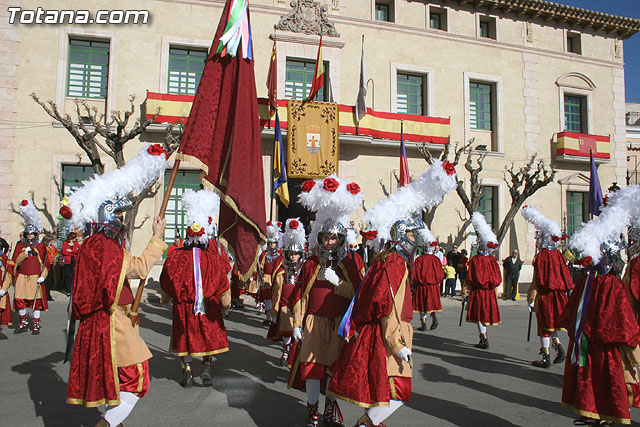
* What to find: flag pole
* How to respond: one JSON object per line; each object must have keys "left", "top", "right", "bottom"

{"left": 269, "top": 119, "right": 276, "bottom": 221}
{"left": 129, "top": 156, "right": 181, "bottom": 326}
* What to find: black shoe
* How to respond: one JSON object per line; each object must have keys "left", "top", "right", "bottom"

{"left": 322, "top": 398, "right": 344, "bottom": 427}
{"left": 553, "top": 341, "right": 566, "bottom": 364}
{"left": 532, "top": 350, "right": 551, "bottom": 368}
{"left": 418, "top": 320, "right": 427, "bottom": 332}
{"left": 474, "top": 335, "right": 489, "bottom": 349}
{"left": 180, "top": 367, "right": 193, "bottom": 388}
{"left": 262, "top": 319, "right": 271, "bottom": 327}
{"left": 201, "top": 360, "right": 212, "bottom": 387}
{"left": 430, "top": 319, "right": 439, "bottom": 330}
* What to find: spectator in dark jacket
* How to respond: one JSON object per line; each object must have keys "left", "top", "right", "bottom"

{"left": 502, "top": 249, "right": 523, "bottom": 301}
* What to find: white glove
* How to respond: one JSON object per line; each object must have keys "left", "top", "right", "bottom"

{"left": 395, "top": 346, "right": 412, "bottom": 363}
{"left": 293, "top": 327, "right": 303, "bottom": 342}
{"left": 323, "top": 268, "right": 340, "bottom": 287}
{"left": 528, "top": 302, "right": 535, "bottom": 312}
{"left": 37, "top": 276, "right": 45, "bottom": 284}
{"left": 24, "top": 247, "right": 32, "bottom": 255}
{"left": 0, "top": 289, "right": 6, "bottom": 297}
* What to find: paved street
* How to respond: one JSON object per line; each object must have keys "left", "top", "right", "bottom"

{"left": 1, "top": 285, "right": 640, "bottom": 427}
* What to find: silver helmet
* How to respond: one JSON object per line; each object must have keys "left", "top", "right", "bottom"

{"left": 390, "top": 217, "right": 426, "bottom": 260}
{"left": 316, "top": 218, "right": 347, "bottom": 263}
{"left": 22, "top": 224, "right": 40, "bottom": 245}
{"left": 97, "top": 197, "right": 133, "bottom": 243}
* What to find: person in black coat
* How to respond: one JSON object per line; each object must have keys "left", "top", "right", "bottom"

{"left": 502, "top": 249, "right": 522, "bottom": 301}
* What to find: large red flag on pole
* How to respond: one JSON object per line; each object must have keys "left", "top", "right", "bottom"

{"left": 399, "top": 119, "right": 410, "bottom": 187}
{"left": 177, "top": 0, "right": 266, "bottom": 280}
{"left": 305, "top": 35, "right": 324, "bottom": 102}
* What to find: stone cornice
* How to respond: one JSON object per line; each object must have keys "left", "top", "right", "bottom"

{"left": 442, "top": 0, "right": 640, "bottom": 39}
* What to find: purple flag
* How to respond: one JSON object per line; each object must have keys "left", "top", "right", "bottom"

{"left": 588, "top": 150, "right": 603, "bottom": 216}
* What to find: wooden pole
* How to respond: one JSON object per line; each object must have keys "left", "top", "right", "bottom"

{"left": 129, "top": 159, "right": 181, "bottom": 326}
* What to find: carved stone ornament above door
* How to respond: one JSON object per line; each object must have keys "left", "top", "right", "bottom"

{"left": 275, "top": 0, "right": 340, "bottom": 37}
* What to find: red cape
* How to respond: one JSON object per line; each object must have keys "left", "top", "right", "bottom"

{"left": 67, "top": 234, "right": 127, "bottom": 407}
{"left": 560, "top": 274, "right": 640, "bottom": 423}
{"left": 534, "top": 249, "right": 573, "bottom": 291}
{"left": 328, "top": 252, "right": 409, "bottom": 407}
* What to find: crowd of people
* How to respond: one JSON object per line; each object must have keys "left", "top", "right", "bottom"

{"left": 3, "top": 150, "right": 640, "bottom": 427}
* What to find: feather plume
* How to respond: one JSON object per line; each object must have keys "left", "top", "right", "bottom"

{"left": 19, "top": 199, "right": 44, "bottom": 232}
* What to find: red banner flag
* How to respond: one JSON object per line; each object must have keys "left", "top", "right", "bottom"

{"left": 177, "top": 0, "right": 266, "bottom": 280}
{"left": 305, "top": 35, "right": 324, "bottom": 102}
{"left": 399, "top": 120, "right": 410, "bottom": 187}
{"left": 266, "top": 38, "right": 277, "bottom": 118}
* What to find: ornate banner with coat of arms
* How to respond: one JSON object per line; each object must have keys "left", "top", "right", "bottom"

{"left": 287, "top": 100, "right": 339, "bottom": 178}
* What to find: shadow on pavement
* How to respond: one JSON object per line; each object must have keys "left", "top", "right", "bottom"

{"left": 11, "top": 351, "right": 99, "bottom": 427}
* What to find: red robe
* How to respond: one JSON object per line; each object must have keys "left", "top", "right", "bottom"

{"left": 160, "top": 242, "right": 231, "bottom": 356}
{"left": 328, "top": 251, "right": 413, "bottom": 407}
{"left": 411, "top": 253, "right": 444, "bottom": 313}
{"left": 465, "top": 254, "right": 501, "bottom": 325}
{"left": 67, "top": 234, "right": 132, "bottom": 407}
{"left": 11, "top": 241, "right": 50, "bottom": 311}
{"left": 533, "top": 249, "right": 573, "bottom": 336}
{"left": 0, "top": 253, "right": 13, "bottom": 325}
{"left": 560, "top": 273, "right": 640, "bottom": 424}
{"left": 257, "top": 250, "right": 284, "bottom": 300}
{"left": 287, "top": 252, "right": 364, "bottom": 391}
{"left": 626, "top": 257, "right": 640, "bottom": 325}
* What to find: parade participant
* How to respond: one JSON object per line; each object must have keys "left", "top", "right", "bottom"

{"left": 61, "top": 232, "right": 79, "bottom": 295}
{"left": 160, "top": 189, "right": 231, "bottom": 388}
{"left": 462, "top": 212, "right": 502, "bottom": 349}
{"left": 166, "top": 235, "right": 183, "bottom": 257}
{"left": 229, "top": 262, "right": 244, "bottom": 309}
{"left": 0, "top": 236, "right": 14, "bottom": 328}
{"left": 63, "top": 144, "right": 169, "bottom": 427}
{"left": 10, "top": 199, "right": 51, "bottom": 334}
{"left": 328, "top": 159, "right": 457, "bottom": 427}
{"left": 42, "top": 234, "right": 58, "bottom": 301}
{"left": 256, "top": 221, "right": 284, "bottom": 326}
{"left": 521, "top": 206, "right": 573, "bottom": 368}
{"left": 412, "top": 231, "right": 444, "bottom": 331}
{"left": 561, "top": 185, "right": 640, "bottom": 426}
{"left": 268, "top": 218, "right": 306, "bottom": 365}
{"left": 288, "top": 175, "right": 365, "bottom": 427}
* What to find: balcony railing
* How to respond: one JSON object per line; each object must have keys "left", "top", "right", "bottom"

{"left": 555, "top": 131, "right": 610, "bottom": 162}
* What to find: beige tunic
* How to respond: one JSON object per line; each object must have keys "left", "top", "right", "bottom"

{"left": 13, "top": 248, "right": 48, "bottom": 301}
{"left": 113, "top": 237, "right": 166, "bottom": 367}
{"left": 0, "top": 262, "right": 13, "bottom": 308}
{"left": 381, "top": 275, "right": 413, "bottom": 378}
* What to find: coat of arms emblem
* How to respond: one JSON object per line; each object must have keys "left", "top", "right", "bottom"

{"left": 306, "top": 124, "right": 321, "bottom": 153}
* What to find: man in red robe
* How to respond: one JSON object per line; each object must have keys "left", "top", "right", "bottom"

{"left": 160, "top": 225, "right": 231, "bottom": 388}
{"left": 0, "top": 237, "right": 14, "bottom": 329}
{"left": 560, "top": 262, "right": 640, "bottom": 425}
{"left": 11, "top": 202, "right": 51, "bottom": 334}
{"left": 328, "top": 218, "right": 421, "bottom": 427}
{"left": 462, "top": 213, "right": 501, "bottom": 349}
{"left": 256, "top": 221, "right": 284, "bottom": 326}
{"left": 412, "top": 241, "right": 444, "bottom": 331}
{"left": 288, "top": 218, "right": 363, "bottom": 427}
{"left": 66, "top": 201, "right": 167, "bottom": 427}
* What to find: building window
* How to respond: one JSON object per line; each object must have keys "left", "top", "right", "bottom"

{"left": 470, "top": 82, "right": 492, "bottom": 131}
{"left": 478, "top": 16, "right": 496, "bottom": 40}
{"left": 163, "top": 170, "right": 201, "bottom": 244}
{"left": 564, "top": 94, "right": 586, "bottom": 133}
{"left": 375, "top": 2, "right": 392, "bottom": 22}
{"left": 61, "top": 165, "right": 95, "bottom": 197}
{"left": 168, "top": 47, "right": 207, "bottom": 95}
{"left": 566, "top": 191, "right": 589, "bottom": 236}
{"left": 397, "top": 73, "right": 425, "bottom": 115}
{"left": 67, "top": 39, "right": 110, "bottom": 99}
{"left": 429, "top": 6, "right": 447, "bottom": 31}
{"left": 478, "top": 186, "right": 498, "bottom": 229}
{"left": 285, "top": 59, "right": 328, "bottom": 102}
{"left": 567, "top": 32, "right": 581, "bottom": 54}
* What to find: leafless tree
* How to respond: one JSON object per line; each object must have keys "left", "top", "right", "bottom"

{"left": 419, "top": 140, "right": 555, "bottom": 246}
{"left": 31, "top": 93, "right": 183, "bottom": 246}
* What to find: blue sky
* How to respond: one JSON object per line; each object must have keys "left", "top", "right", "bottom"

{"left": 551, "top": 1, "right": 640, "bottom": 102}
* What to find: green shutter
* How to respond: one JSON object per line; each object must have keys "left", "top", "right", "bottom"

{"left": 62, "top": 165, "right": 95, "bottom": 197}
{"left": 163, "top": 170, "right": 202, "bottom": 247}
{"left": 470, "top": 82, "right": 492, "bottom": 130}
{"left": 168, "top": 48, "right": 207, "bottom": 95}
{"left": 564, "top": 95, "right": 583, "bottom": 133}
{"left": 285, "top": 59, "right": 326, "bottom": 102}
{"left": 397, "top": 73, "right": 424, "bottom": 115}
{"left": 67, "top": 39, "right": 109, "bottom": 99}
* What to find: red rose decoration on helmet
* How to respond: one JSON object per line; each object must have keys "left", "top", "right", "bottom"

{"left": 577, "top": 256, "right": 593, "bottom": 267}
{"left": 289, "top": 219, "right": 300, "bottom": 230}
{"left": 21, "top": 199, "right": 29, "bottom": 207}
{"left": 603, "top": 196, "right": 609, "bottom": 207}
{"left": 208, "top": 217, "right": 213, "bottom": 225}
{"left": 487, "top": 242, "right": 498, "bottom": 249}
{"left": 551, "top": 235, "right": 560, "bottom": 242}
{"left": 442, "top": 161, "right": 456, "bottom": 176}
{"left": 147, "top": 144, "right": 168, "bottom": 159}
{"left": 60, "top": 206, "right": 73, "bottom": 219}
{"left": 302, "top": 180, "right": 316, "bottom": 193}
{"left": 267, "top": 220, "right": 273, "bottom": 226}
{"left": 186, "top": 227, "right": 205, "bottom": 237}
{"left": 430, "top": 241, "right": 438, "bottom": 247}
{"left": 277, "top": 221, "right": 282, "bottom": 227}
{"left": 346, "top": 182, "right": 361, "bottom": 195}
{"left": 359, "top": 230, "right": 378, "bottom": 240}
{"left": 323, "top": 178, "right": 339, "bottom": 193}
